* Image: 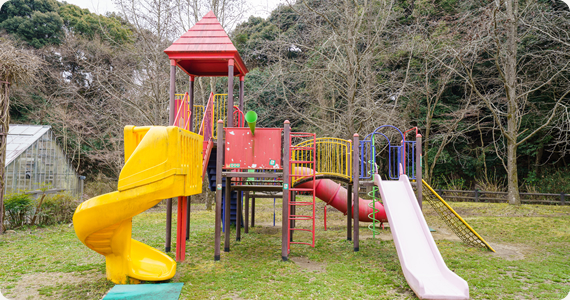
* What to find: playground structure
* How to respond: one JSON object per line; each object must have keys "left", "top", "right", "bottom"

{"left": 72, "top": 11, "right": 494, "bottom": 299}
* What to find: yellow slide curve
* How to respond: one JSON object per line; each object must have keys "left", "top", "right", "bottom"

{"left": 73, "top": 126, "right": 203, "bottom": 284}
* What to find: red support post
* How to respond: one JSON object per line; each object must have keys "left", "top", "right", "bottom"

{"left": 176, "top": 196, "right": 187, "bottom": 261}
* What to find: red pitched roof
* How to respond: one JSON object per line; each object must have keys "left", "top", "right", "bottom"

{"left": 164, "top": 11, "right": 248, "bottom": 77}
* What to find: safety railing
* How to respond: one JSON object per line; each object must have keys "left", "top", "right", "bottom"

{"left": 174, "top": 93, "right": 191, "bottom": 130}
{"left": 213, "top": 94, "right": 227, "bottom": 139}
{"left": 121, "top": 126, "right": 203, "bottom": 194}
{"left": 198, "top": 92, "right": 214, "bottom": 140}
{"left": 174, "top": 93, "right": 204, "bottom": 132}
{"left": 359, "top": 125, "right": 419, "bottom": 180}
{"left": 294, "top": 137, "right": 352, "bottom": 182}
{"left": 233, "top": 106, "right": 244, "bottom": 128}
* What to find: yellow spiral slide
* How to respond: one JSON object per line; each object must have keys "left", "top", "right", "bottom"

{"left": 73, "top": 126, "right": 203, "bottom": 284}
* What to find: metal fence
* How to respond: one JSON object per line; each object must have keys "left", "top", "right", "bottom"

{"left": 431, "top": 189, "right": 568, "bottom": 205}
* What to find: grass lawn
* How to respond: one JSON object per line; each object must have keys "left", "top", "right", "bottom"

{"left": 1, "top": 198, "right": 569, "bottom": 299}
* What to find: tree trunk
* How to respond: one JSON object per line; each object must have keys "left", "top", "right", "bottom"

{"left": 0, "top": 81, "right": 10, "bottom": 234}
{"left": 506, "top": 139, "right": 520, "bottom": 204}
{"left": 505, "top": 0, "right": 521, "bottom": 205}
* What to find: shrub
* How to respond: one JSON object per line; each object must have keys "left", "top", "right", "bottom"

{"left": 4, "top": 193, "right": 33, "bottom": 229}
{"left": 37, "top": 193, "right": 78, "bottom": 225}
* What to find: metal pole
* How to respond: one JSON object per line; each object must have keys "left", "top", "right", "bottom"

{"left": 224, "top": 176, "right": 231, "bottom": 252}
{"left": 244, "top": 191, "right": 249, "bottom": 233}
{"left": 236, "top": 191, "right": 242, "bottom": 241}
{"left": 186, "top": 76, "right": 195, "bottom": 240}
{"left": 227, "top": 59, "right": 234, "bottom": 127}
{"left": 347, "top": 184, "right": 352, "bottom": 241}
{"left": 214, "top": 120, "right": 223, "bottom": 260}
{"left": 416, "top": 134, "right": 422, "bottom": 210}
{"left": 165, "top": 60, "right": 176, "bottom": 252}
{"left": 239, "top": 76, "right": 244, "bottom": 112}
{"left": 352, "top": 133, "right": 360, "bottom": 252}
{"left": 282, "top": 120, "right": 291, "bottom": 261}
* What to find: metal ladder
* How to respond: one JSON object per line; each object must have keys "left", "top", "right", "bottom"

{"left": 288, "top": 132, "right": 317, "bottom": 252}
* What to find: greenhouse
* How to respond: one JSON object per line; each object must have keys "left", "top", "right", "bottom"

{"left": 4, "top": 125, "right": 80, "bottom": 197}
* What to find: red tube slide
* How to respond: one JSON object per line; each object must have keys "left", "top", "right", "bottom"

{"left": 294, "top": 168, "right": 387, "bottom": 222}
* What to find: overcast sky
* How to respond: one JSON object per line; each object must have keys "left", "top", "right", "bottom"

{"left": 0, "top": 0, "right": 285, "bottom": 21}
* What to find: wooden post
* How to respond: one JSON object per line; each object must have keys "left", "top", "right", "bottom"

{"left": 214, "top": 120, "right": 223, "bottom": 261}
{"left": 186, "top": 76, "right": 195, "bottom": 240}
{"left": 347, "top": 184, "right": 352, "bottom": 241}
{"left": 244, "top": 191, "right": 249, "bottom": 233}
{"left": 251, "top": 195, "right": 255, "bottom": 227}
{"left": 166, "top": 60, "right": 176, "bottom": 253}
{"left": 290, "top": 191, "right": 296, "bottom": 242}
{"left": 239, "top": 76, "right": 244, "bottom": 112}
{"left": 189, "top": 76, "right": 195, "bottom": 131}
{"left": 352, "top": 133, "right": 360, "bottom": 252}
{"left": 416, "top": 134, "right": 422, "bottom": 210}
{"left": 224, "top": 176, "right": 231, "bottom": 252}
{"left": 282, "top": 120, "right": 291, "bottom": 261}
{"left": 227, "top": 59, "right": 234, "bottom": 127}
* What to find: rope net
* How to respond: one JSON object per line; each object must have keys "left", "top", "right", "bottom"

{"left": 423, "top": 180, "right": 495, "bottom": 252}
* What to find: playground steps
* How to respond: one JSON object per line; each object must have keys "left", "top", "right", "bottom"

{"left": 422, "top": 180, "right": 495, "bottom": 252}
{"left": 206, "top": 148, "right": 240, "bottom": 227}
{"left": 288, "top": 133, "right": 317, "bottom": 250}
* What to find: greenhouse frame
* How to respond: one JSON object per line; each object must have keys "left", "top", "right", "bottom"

{"left": 4, "top": 125, "right": 81, "bottom": 197}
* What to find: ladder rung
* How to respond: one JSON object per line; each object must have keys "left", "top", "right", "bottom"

{"left": 290, "top": 188, "right": 314, "bottom": 192}
{"left": 291, "top": 214, "right": 314, "bottom": 219}
{"left": 290, "top": 228, "right": 313, "bottom": 232}
{"left": 290, "top": 217, "right": 313, "bottom": 221}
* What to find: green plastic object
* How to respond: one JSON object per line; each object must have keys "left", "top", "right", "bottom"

{"left": 245, "top": 110, "right": 257, "bottom": 136}
{"left": 103, "top": 283, "right": 184, "bottom": 300}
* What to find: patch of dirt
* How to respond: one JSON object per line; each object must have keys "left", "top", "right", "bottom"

{"left": 289, "top": 257, "right": 326, "bottom": 273}
{"left": 360, "top": 230, "right": 393, "bottom": 241}
{"left": 429, "top": 226, "right": 462, "bottom": 242}
{"left": 490, "top": 243, "right": 527, "bottom": 261}
{"left": 5, "top": 271, "right": 103, "bottom": 300}
{"left": 251, "top": 225, "right": 280, "bottom": 235}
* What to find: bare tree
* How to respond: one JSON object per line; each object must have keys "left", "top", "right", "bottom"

{"left": 444, "top": 0, "right": 570, "bottom": 204}
{"left": 270, "top": 0, "right": 405, "bottom": 138}
{"left": 0, "top": 39, "right": 43, "bottom": 233}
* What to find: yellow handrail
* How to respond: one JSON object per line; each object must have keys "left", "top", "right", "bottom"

{"left": 292, "top": 137, "right": 352, "bottom": 184}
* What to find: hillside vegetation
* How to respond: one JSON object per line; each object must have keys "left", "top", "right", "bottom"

{"left": 1, "top": 0, "right": 570, "bottom": 197}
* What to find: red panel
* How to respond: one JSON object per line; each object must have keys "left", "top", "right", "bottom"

{"left": 224, "top": 128, "right": 283, "bottom": 169}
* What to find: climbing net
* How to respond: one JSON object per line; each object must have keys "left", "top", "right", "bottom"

{"left": 423, "top": 180, "right": 495, "bottom": 252}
